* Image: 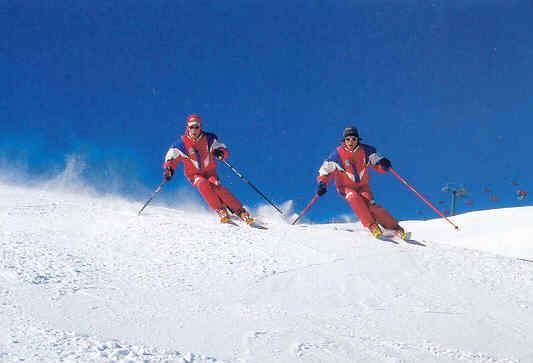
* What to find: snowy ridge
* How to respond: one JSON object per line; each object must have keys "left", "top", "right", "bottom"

{"left": 1, "top": 182, "right": 533, "bottom": 362}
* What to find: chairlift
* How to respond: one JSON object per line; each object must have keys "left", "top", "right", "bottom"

{"left": 517, "top": 189, "right": 527, "bottom": 201}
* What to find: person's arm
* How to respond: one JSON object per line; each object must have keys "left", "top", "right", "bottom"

{"left": 316, "top": 150, "right": 341, "bottom": 195}
{"left": 208, "top": 133, "right": 229, "bottom": 160}
{"left": 162, "top": 142, "right": 187, "bottom": 179}
{"left": 364, "top": 144, "right": 391, "bottom": 173}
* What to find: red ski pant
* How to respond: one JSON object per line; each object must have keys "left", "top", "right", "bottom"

{"left": 188, "top": 171, "right": 243, "bottom": 212}
{"left": 339, "top": 184, "right": 399, "bottom": 229}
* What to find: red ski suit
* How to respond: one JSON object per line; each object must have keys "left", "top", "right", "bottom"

{"left": 317, "top": 143, "right": 399, "bottom": 229}
{"left": 163, "top": 131, "right": 244, "bottom": 213}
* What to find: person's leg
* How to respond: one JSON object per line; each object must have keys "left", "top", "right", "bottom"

{"left": 207, "top": 174, "right": 255, "bottom": 222}
{"left": 357, "top": 184, "right": 401, "bottom": 230}
{"left": 369, "top": 204, "right": 400, "bottom": 230}
{"left": 200, "top": 172, "right": 244, "bottom": 213}
{"left": 343, "top": 187, "right": 376, "bottom": 228}
{"left": 371, "top": 204, "right": 407, "bottom": 239}
{"left": 212, "top": 182, "right": 255, "bottom": 223}
{"left": 213, "top": 184, "right": 244, "bottom": 213}
{"left": 192, "top": 175, "right": 224, "bottom": 211}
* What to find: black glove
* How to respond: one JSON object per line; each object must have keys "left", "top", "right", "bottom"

{"left": 317, "top": 182, "right": 327, "bottom": 196}
{"left": 163, "top": 166, "right": 174, "bottom": 181}
{"left": 213, "top": 149, "right": 224, "bottom": 160}
{"left": 379, "top": 158, "right": 392, "bottom": 171}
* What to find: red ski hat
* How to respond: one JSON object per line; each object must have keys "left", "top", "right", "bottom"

{"left": 186, "top": 113, "right": 202, "bottom": 127}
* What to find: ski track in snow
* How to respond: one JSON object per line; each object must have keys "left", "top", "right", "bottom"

{"left": 1, "top": 182, "right": 533, "bottom": 362}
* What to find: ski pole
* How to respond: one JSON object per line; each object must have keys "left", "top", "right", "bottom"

{"left": 138, "top": 179, "right": 167, "bottom": 216}
{"left": 221, "top": 159, "right": 284, "bottom": 215}
{"left": 389, "top": 168, "right": 460, "bottom": 230}
{"left": 291, "top": 194, "right": 319, "bottom": 225}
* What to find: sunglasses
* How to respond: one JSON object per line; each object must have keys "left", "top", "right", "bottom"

{"left": 188, "top": 125, "right": 200, "bottom": 129}
{"left": 344, "top": 136, "right": 358, "bottom": 142}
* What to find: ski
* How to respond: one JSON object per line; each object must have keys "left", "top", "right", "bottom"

{"left": 375, "top": 235, "right": 400, "bottom": 244}
{"left": 248, "top": 221, "right": 268, "bottom": 230}
{"left": 224, "top": 214, "right": 268, "bottom": 229}
{"left": 220, "top": 218, "right": 268, "bottom": 229}
{"left": 220, "top": 219, "right": 239, "bottom": 227}
{"left": 378, "top": 232, "right": 426, "bottom": 246}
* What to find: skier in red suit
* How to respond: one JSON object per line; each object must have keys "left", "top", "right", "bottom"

{"left": 316, "top": 126, "right": 407, "bottom": 239}
{"left": 163, "top": 113, "right": 254, "bottom": 224}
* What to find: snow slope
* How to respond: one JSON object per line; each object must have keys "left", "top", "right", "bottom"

{"left": 1, "top": 182, "right": 533, "bottom": 362}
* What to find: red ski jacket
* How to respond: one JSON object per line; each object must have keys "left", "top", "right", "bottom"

{"left": 163, "top": 131, "right": 228, "bottom": 183}
{"left": 317, "top": 143, "right": 387, "bottom": 191}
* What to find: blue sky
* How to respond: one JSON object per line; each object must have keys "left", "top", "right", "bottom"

{"left": 1, "top": 1, "right": 532, "bottom": 222}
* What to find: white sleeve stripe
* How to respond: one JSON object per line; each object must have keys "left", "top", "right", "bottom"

{"left": 318, "top": 161, "right": 342, "bottom": 176}
{"left": 368, "top": 152, "right": 383, "bottom": 166}
{"left": 165, "top": 148, "right": 187, "bottom": 162}
{"left": 211, "top": 139, "right": 226, "bottom": 152}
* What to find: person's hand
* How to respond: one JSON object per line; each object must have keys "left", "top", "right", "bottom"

{"left": 317, "top": 182, "right": 327, "bottom": 196}
{"left": 163, "top": 166, "right": 174, "bottom": 181}
{"left": 379, "top": 158, "right": 392, "bottom": 171}
{"left": 213, "top": 149, "right": 224, "bottom": 160}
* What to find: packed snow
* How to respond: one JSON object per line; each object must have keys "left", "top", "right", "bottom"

{"left": 1, "top": 181, "right": 533, "bottom": 362}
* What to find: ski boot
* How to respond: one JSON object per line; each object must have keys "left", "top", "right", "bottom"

{"left": 237, "top": 208, "right": 254, "bottom": 225}
{"left": 368, "top": 223, "right": 383, "bottom": 238}
{"left": 394, "top": 226, "right": 409, "bottom": 241}
{"left": 216, "top": 208, "right": 231, "bottom": 224}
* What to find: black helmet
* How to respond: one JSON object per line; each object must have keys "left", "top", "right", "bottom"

{"left": 343, "top": 126, "right": 359, "bottom": 139}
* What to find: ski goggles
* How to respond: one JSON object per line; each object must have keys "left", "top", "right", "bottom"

{"left": 187, "top": 119, "right": 201, "bottom": 127}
